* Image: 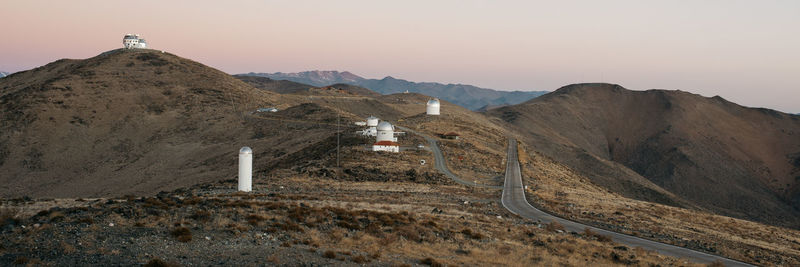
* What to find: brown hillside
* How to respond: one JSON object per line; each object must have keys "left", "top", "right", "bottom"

{"left": 235, "top": 75, "right": 380, "bottom": 97}
{"left": 314, "top": 83, "right": 380, "bottom": 97}
{"left": 0, "top": 49, "right": 318, "bottom": 198}
{"left": 489, "top": 83, "right": 800, "bottom": 227}
{"left": 233, "top": 75, "right": 313, "bottom": 94}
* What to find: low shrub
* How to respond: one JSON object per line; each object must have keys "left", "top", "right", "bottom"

{"left": 352, "top": 255, "right": 368, "bottom": 263}
{"left": 144, "top": 257, "right": 179, "bottom": 267}
{"left": 420, "top": 257, "right": 444, "bottom": 267}
{"left": 170, "top": 227, "right": 192, "bottom": 242}
{"left": 323, "top": 250, "right": 336, "bottom": 259}
{"left": 461, "top": 228, "right": 484, "bottom": 239}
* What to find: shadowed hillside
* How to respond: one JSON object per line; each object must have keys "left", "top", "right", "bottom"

{"left": 233, "top": 75, "right": 313, "bottom": 94}
{"left": 235, "top": 75, "right": 379, "bottom": 97}
{"left": 0, "top": 49, "right": 318, "bottom": 198}
{"left": 489, "top": 83, "right": 800, "bottom": 227}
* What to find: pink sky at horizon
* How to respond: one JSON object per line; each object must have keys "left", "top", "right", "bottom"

{"left": 1, "top": 0, "right": 798, "bottom": 113}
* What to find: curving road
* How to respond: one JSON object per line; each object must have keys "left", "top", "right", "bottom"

{"left": 502, "top": 139, "right": 751, "bottom": 266}
{"left": 399, "top": 124, "right": 750, "bottom": 265}
{"left": 395, "top": 125, "right": 502, "bottom": 189}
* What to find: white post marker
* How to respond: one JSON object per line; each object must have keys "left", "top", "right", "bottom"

{"left": 238, "top": 146, "right": 253, "bottom": 192}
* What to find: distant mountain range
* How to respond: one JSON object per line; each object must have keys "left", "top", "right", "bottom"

{"left": 240, "top": 71, "right": 548, "bottom": 110}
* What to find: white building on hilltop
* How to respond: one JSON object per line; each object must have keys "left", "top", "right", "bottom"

{"left": 373, "top": 121, "right": 400, "bottom": 152}
{"left": 123, "top": 34, "right": 147, "bottom": 49}
{"left": 356, "top": 116, "right": 380, "bottom": 137}
{"left": 376, "top": 121, "right": 397, "bottom": 142}
{"left": 426, "top": 98, "right": 440, "bottom": 115}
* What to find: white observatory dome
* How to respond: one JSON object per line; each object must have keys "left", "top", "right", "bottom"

{"left": 376, "top": 121, "right": 395, "bottom": 142}
{"left": 426, "top": 98, "right": 440, "bottom": 115}
{"left": 366, "top": 116, "right": 379, "bottom": 127}
{"left": 377, "top": 121, "right": 394, "bottom": 131}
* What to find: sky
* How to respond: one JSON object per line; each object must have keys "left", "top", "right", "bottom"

{"left": 1, "top": 0, "right": 798, "bottom": 113}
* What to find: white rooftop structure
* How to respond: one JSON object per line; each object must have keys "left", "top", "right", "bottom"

{"left": 366, "top": 116, "right": 379, "bottom": 127}
{"left": 370, "top": 120, "right": 405, "bottom": 152}
{"left": 123, "top": 34, "right": 147, "bottom": 49}
{"left": 356, "top": 116, "right": 380, "bottom": 137}
{"left": 373, "top": 141, "right": 399, "bottom": 153}
{"left": 426, "top": 98, "right": 440, "bottom": 115}
{"left": 376, "top": 121, "right": 396, "bottom": 142}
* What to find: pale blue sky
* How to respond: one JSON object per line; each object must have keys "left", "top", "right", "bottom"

{"left": 2, "top": 0, "right": 798, "bottom": 113}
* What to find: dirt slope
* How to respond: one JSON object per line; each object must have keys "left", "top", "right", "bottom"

{"left": 0, "top": 49, "right": 308, "bottom": 198}
{"left": 489, "top": 83, "right": 800, "bottom": 227}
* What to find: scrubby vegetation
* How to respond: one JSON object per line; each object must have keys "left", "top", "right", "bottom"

{"left": 517, "top": 141, "right": 800, "bottom": 265}
{"left": 0, "top": 176, "right": 700, "bottom": 266}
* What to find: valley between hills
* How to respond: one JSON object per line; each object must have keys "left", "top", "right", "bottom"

{"left": 1, "top": 49, "right": 799, "bottom": 266}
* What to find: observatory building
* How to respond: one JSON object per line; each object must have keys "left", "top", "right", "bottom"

{"left": 357, "top": 116, "right": 380, "bottom": 137}
{"left": 426, "top": 98, "right": 440, "bottom": 115}
{"left": 376, "top": 121, "right": 397, "bottom": 142}
{"left": 373, "top": 140, "right": 399, "bottom": 152}
{"left": 366, "top": 116, "right": 379, "bottom": 127}
{"left": 123, "top": 34, "right": 147, "bottom": 49}
{"left": 373, "top": 121, "right": 400, "bottom": 152}
{"left": 365, "top": 116, "right": 379, "bottom": 136}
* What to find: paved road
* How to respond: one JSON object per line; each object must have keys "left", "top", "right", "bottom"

{"left": 396, "top": 125, "right": 502, "bottom": 189}
{"left": 501, "top": 139, "right": 752, "bottom": 266}
{"left": 398, "top": 125, "right": 751, "bottom": 265}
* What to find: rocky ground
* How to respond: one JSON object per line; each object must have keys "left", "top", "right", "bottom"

{"left": 1, "top": 168, "right": 702, "bottom": 266}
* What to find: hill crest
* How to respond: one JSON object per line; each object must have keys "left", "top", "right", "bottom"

{"left": 0, "top": 49, "right": 290, "bottom": 197}
{"left": 491, "top": 83, "right": 800, "bottom": 227}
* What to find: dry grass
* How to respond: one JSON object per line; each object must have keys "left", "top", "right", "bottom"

{"left": 545, "top": 221, "right": 565, "bottom": 232}
{"left": 517, "top": 141, "right": 800, "bottom": 265}
{"left": 399, "top": 111, "right": 508, "bottom": 186}
{"left": 0, "top": 171, "right": 711, "bottom": 266}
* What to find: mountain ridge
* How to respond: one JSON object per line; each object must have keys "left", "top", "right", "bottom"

{"left": 242, "top": 70, "right": 548, "bottom": 110}
{"left": 490, "top": 83, "right": 800, "bottom": 228}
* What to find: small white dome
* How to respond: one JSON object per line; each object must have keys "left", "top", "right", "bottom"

{"left": 239, "top": 146, "right": 253, "bottom": 154}
{"left": 427, "top": 99, "right": 440, "bottom": 106}
{"left": 377, "top": 121, "right": 393, "bottom": 131}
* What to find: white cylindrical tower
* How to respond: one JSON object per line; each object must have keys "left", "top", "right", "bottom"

{"left": 366, "top": 116, "right": 379, "bottom": 127}
{"left": 426, "top": 98, "right": 440, "bottom": 115}
{"left": 376, "top": 121, "right": 394, "bottom": 142}
{"left": 238, "top": 146, "right": 253, "bottom": 192}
